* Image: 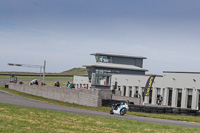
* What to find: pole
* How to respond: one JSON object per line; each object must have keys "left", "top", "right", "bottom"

{"left": 43, "top": 60, "right": 46, "bottom": 83}
{"left": 40, "top": 66, "right": 42, "bottom": 81}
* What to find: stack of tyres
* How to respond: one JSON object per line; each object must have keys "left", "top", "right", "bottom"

{"left": 188, "top": 109, "right": 197, "bottom": 116}
{"left": 196, "top": 111, "right": 200, "bottom": 116}
{"left": 180, "top": 108, "right": 188, "bottom": 115}
{"left": 150, "top": 107, "right": 158, "bottom": 113}
{"left": 144, "top": 106, "right": 152, "bottom": 113}
{"left": 102, "top": 99, "right": 125, "bottom": 107}
{"left": 128, "top": 105, "right": 144, "bottom": 112}
{"left": 172, "top": 108, "right": 181, "bottom": 115}
{"left": 165, "top": 107, "right": 172, "bottom": 114}
{"left": 157, "top": 107, "right": 165, "bottom": 114}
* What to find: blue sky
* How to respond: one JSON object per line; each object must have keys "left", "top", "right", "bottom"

{"left": 0, "top": 0, "right": 200, "bottom": 74}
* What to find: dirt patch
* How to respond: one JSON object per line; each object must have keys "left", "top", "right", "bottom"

{"left": 144, "top": 129, "right": 151, "bottom": 131}
{"left": 95, "top": 121, "right": 109, "bottom": 125}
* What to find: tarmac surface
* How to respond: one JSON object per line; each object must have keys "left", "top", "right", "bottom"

{"left": 0, "top": 90, "right": 200, "bottom": 128}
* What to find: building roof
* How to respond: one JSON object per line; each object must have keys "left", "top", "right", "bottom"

{"left": 163, "top": 71, "right": 200, "bottom": 74}
{"left": 83, "top": 62, "right": 148, "bottom": 71}
{"left": 90, "top": 52, "right": 147, "bottom": 59}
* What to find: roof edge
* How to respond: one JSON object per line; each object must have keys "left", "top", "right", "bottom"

{"left": 90, "top": 53, "right": 147, "bottom": 59}
{"left": 163, "top": 71, "right": 200, "bottom": 74}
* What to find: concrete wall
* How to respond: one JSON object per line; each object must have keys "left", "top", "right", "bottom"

{"left": 8, "top": 83, "right": 111, "bottom": 107}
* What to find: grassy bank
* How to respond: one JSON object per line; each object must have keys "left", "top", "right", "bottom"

{"left": 0, "top": 75, "right": 73, "bottom": 86}
{"left": 0, "top": 86, "right": 200, "bottom": 123}
{"left": 0, "top": 103, "right": 200, "bottom": 133}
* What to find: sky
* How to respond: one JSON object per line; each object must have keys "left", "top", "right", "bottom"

{"left": 0, "top": 0, "right": 200, "bottom": 74}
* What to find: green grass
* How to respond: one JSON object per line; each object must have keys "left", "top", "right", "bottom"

{"left": 0, "top": 67, "right": 87, "bottom": 76}
{"left": 0, "top": 85, "right": 200, "bottom": 124}
{"left": 22, "top": 80, "right": 72, "bottom": 87}
{"left": 0, "top": 103, "right": 200, "bottom": 133}
{"left": 0, "top": 75, "right": 73, "bottom": 87}
{"left": 60, "top": 67, "right": 87, "bottom": 75}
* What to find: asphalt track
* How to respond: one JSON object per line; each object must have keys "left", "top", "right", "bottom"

{"left": 0, "top": 90, "right": 200, "bottom": 128}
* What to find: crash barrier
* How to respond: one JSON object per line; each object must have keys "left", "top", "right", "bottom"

{"left": 102, "top": 99, "right": 126, "bottom": 107}
{"left": 128, "top": 105, "right": 200, "bottom": 116}
{"left": 111, "top": 95, "right": 140, "bottom": 105}
{"left": 102, "top": 99, "right": 135, "bottom": 107}
{"left": 8, "top": 83, "right": 112, "bottom": 107}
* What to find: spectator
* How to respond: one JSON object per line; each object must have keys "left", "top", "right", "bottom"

{"left": 66, "top": 81, "right": 70, "bottom": 88}
{"left": 70, "top": 83, "right": 75, "bottom": 88}
{"left": 19, "top": 81, "right": 24, "bottom": 84}
{"left": 57, "top": 81, "right": 60, "bottom": 87}
{"left": 82, "top": 84, "right": 86, "bottom": 89}
{"left": 35, "top": 80, "right": 39, "bottom": 85}
{"left": 54, "top": 81, "right": 60, "bottom": 87}
{"left": 67, "top": 82, "right": 71, "bottom": 88}
{"left": 54, "top": 82, "right": 57, "bottom": 87}
{"left": 41, "top": 82, "right": 46, "bottom": 86}
{"left": 134, "top": 91, "right": 141, "bottom": 98}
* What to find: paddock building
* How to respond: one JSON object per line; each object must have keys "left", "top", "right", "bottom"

{"left": 73, "top": 53, "right": 200, "bottom": 110}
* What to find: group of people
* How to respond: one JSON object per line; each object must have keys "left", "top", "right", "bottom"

{"left": 66, "top": 81, "right": 75, "bottom": 88}
{"left": 54, "top": 81, "right": 60, "bottom": 87}
{"left": 29, "top": 79, "right": 39, "bottom": 85}
{"left": 28, "top": 80, "right": 74, "bottom": 88}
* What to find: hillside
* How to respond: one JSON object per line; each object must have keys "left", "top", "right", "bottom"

{"left": 60, "top": 68, "right": 87, "bottom": 75}
{"left": 0, "top": 68, "right": 88, "bottom": 76}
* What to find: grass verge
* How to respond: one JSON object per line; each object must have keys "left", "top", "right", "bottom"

{"left": 0, "top": 103, "right": 200, "bottom": 133}
{"left": 0, "top": 85, "right": 200, "bottom": 124}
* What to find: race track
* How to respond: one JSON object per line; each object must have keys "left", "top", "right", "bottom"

{"left": 0, "top": 90, "right": 200, "bottom": 128}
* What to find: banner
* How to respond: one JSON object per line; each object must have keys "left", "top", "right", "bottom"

{"left": 144, "top": 75, "right": 156, "bottom": 96}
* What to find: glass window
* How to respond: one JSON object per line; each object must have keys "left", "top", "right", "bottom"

{"left": 95, "top": 69, "right": 120, "bottom": 74}
{"left": 95, "top": 69, "right": 111, "bottom": 74}
{"left": 95, "top": 56, "right": 112, "bottom": 63}
{"left": 96, "top": 75, "right": 111, "bottom": 85}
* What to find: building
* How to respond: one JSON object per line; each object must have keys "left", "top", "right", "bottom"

{"left": 83, "top": 52, "right": 148, "bottom": 89}
{"left": 74, "top": 53, "right": 200, "bottom": 110}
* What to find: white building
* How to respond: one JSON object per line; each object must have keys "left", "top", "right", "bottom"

{"left": 74, "top": 53, "right": 200, "bottom": 110}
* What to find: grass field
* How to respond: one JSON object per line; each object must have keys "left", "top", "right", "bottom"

{"left": 0, "top": 67, "right": 87, "bottom": 76}
{"left": 0, "top": 103, "right": 200, "bottom": 133}
{"left": 0, "top": 75, "right": 73, "bottom": 87}
{"left": 0, "top": 86, "right": 200, "bottom": 124}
